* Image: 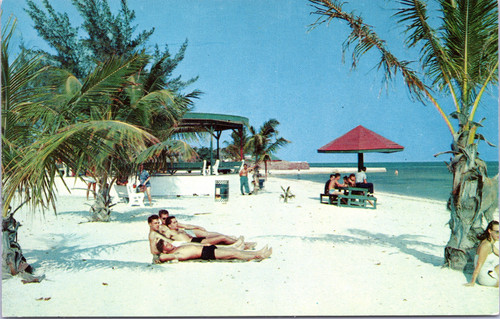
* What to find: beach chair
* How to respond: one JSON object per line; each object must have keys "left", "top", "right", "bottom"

{"left": 126, "top": 183, "right": 144, "bottom": 207}
{"left": 113, "top": 184, "right": 129, "bottom": 204}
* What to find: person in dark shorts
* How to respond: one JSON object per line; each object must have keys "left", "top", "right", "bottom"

{"left": 165, "top": 216, "right": 242, "bottom": 246}
{"left": 201, "top": 245, "right": 217, "bottom": 260}
{"left": 191, "top": 237, "right": 206, "bottom": 243}
{"left": 154, "top": 239, "right": 271, "bottom": 263}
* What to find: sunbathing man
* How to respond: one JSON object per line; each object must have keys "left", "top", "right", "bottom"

{"left": 159, "top": 210, "right": 256, "bottom": 249}
{"left": 154, "top": 238, "right": 271, "bottom": 263}
{"left": 165, "top": 216, "right": 245, "bottom": 246}
{"left": 158, "top": 209, "right": 232, "bottom": 239}
{"left": 148, "top": 215, "right": 244, "bottom": 255}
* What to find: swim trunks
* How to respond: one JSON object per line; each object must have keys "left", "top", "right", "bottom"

{"left": 191, "top": 237, "right": 206, "bottom": 243}
{"left": 201, "top": 245, "right": 217, "bottom": 260}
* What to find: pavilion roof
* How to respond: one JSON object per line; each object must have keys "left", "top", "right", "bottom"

{"left": 317, "top": 125, "right": 404, "bottom": 154}
{"left": 176, "top": 112, "right": 249, "bottom": 133}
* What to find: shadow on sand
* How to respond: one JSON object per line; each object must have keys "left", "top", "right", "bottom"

{"left": 260, "top": 228, "right": 444, "bottom": 267}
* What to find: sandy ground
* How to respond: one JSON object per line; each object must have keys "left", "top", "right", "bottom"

{"left": 2, "top": 176, "right": 498, "bottom": 317}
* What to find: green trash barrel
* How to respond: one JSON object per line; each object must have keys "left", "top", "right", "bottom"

{"left": 215, "top": 180, "right": 229, "bottom": 202}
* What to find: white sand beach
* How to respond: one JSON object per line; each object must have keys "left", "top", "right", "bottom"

{"left": 2, "top": 175, "right": 498, "bottom": 317}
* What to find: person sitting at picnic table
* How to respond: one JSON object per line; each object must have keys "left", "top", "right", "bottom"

{"left": 465, "top": 220, "right": 499, "bottom": 287}
{"left": 328, "top": 173, "right": 347, "bottom": 195}
{"left": 154, "top": 238, "right": 271, "bottom": 263}
{"left": 355, "top": 167, "right": 374, "bottom": 194}
{"left": 347, "top": 174, "right": 357, "bottom": 187}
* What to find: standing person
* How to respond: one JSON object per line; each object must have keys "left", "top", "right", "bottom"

{"left": 138, "top": 164, "right": 152, "bottom": 206}
{"left": 251, "top": 165, "right": 261, "bottom": 194}
{"left": 355, "top": 167, "right": 374, "bottom": 194}
{"left": 239, "top": 163, "right": 253, "bottom": 195}
{"left": 465, "top": 220, "right": 499, "bottom": 287}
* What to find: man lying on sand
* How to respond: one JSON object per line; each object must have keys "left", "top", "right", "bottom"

{"left": 158, "top": 210, "right": 256, "bottom": 249}
{"left": 158, "top": 209, "right": 228, "bottom": 238}
{"left": 154, "top": 238, "right": 271, "bottom": 263}
{"left": 164, "top": 216, "right": 246, "bottom": 245}
{"left": 148, "top": 215, "right": 247, "bottom": 255}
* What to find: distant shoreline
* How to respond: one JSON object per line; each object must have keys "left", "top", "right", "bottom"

{"left": 268, "top": 167, "right": 386, "bottom": 175}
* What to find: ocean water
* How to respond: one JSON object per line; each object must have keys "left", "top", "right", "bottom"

{"left": 278, "top": 161, "right": 499, "bottom": 202}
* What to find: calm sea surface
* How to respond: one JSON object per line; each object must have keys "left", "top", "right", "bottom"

{"left": 278, "top": 161, "right": 499, "bottom": 202}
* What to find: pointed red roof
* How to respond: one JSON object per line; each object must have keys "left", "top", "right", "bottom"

{"left": 317, "top": 125, "right": 404, "bottom": 153}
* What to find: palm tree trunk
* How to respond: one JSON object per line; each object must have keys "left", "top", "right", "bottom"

{"left": 444, "top": 131, "right": 498, "bottom": 270}
{"left": 2, "top": 214, "right": 45, "bottom": 282}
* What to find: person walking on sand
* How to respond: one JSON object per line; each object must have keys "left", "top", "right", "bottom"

{"left": 465, "top": 220, "right": 499, "bottom": 287}
{"left": 138, "top": 164, "right": 152, "bottom": 206}
{"left": 239, "top": 163, "right": 253, "bottom": 195}
{"left": 154, "top": 238, "right": 271, "bottom": 263}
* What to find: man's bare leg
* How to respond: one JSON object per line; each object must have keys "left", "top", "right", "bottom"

{"left": 192, "top": 229, "right": 238, "bottom": 241}
{"left": 214, "top": 245, "right": 272, "bottom": 261}
{"left": 200, "top": 234, "right": 239, "bottom": 245}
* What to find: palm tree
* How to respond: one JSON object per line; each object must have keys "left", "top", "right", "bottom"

{"left": 2, "top": 18, "right": 192, "bottom": 276}
{"left": 309, "top": 0, "right": 498, "bottom": 270}
{"left": 246, "top": 119, "right": 290, "bottom": 178}
{"left": 222, "top": 126, "right": 251, "bottom": 161}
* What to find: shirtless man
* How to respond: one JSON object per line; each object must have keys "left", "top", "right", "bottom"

{"left": 154, "top": 238, "right": 271, "bottom": 263}
{"left": 239, "top": 163, "right": 253, "bottom": 195}
{"left": 158, "top": 209, "right": 232, "bottom": 239}
{"left": 148, "top": 214, "right": 172, "bottom": 255}
{"left": 328, "top": 173, "right": 346, "bottom": 195}
{"left": 148, "top": 215, "right": 244, "bottom": 255}
{"left": 165, "top": 216, "right": 241, "bottom": 245}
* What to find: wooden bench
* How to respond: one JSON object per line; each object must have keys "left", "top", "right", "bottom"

{"left": 218, "top": 161, "right": 244, "bottom": 174}
{"left": 320, "top": 187, "right": 376, "bottom": 209}
{"left": 320, "top": 193, "right": 338, "bottom": 204}
{"left": 336, "top": 187, "right": 377, "bottom": 209}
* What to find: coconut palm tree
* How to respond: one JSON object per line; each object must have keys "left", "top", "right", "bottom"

{"left": 222, "top": 126, "right": 251, "bottom": 161}
{"left": 309, "top": 0, "right": 498, "bottom": 270}
{"left": 246, "top": 119, "right": 290, "bottom": 177}
{"left": 1, "top": 17, "right": 195, "bottom": 277}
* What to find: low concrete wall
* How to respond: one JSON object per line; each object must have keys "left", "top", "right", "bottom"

{"left": 150, "top": 174, "right": 241, "bottom": 197}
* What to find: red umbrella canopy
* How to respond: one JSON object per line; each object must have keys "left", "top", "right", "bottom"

{"left": 317, "top": 125, "right": 404, "bottom": 153}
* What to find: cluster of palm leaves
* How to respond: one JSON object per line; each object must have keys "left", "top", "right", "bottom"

{"left": 2, "top": 16, "right": 200, "bottom": 216}
{"left": 309, "top": 0, "right": 498, "bottom": 270}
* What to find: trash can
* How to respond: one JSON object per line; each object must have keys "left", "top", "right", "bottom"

{"left": 259, "top": 179, "right": 265, "bottom": 189}
{"left": 215, "top": 180, "right": 229, "bottom": 202}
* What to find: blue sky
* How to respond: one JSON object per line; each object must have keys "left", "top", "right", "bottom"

{"left": 2, "top": 0, "right": 498, "bottom": 163}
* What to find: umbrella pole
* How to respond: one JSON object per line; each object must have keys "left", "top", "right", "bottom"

{"left": 357, "top": 153, "right": 364, "bottom": 172}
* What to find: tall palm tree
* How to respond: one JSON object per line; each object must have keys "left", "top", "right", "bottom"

{"left": 246, "top": 119, "right": 290, "bottom": 177}
{"left": 1, "top": 19, "right": 183, "bottom": 277}
{"left": 222, "top": 126, "right": 250, "bottom": 161}
{"left": 309, "top": 0, "right": 498, "bottom": 270}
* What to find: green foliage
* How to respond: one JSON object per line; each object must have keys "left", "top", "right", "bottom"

{"left": 193, "top": 146, "right": 212, "bottom": 161}
{"left": 280, "top": 186, "right": 295, "bottom": 203}
{"left": 24, "top": 0, "right": 198, "bottom": 92}
{"left": 246, "top": 119, "right": 290, "bottom": 164}
{"left": 222, "top": 126, "right": 250, "bottom": 161}
{"left": 308, "top": 0, "right": 498, "bottom": 270}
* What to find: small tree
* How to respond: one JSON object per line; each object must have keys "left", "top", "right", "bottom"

{"left": 246, "top": 119, "right": 291, "bottom": 178}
